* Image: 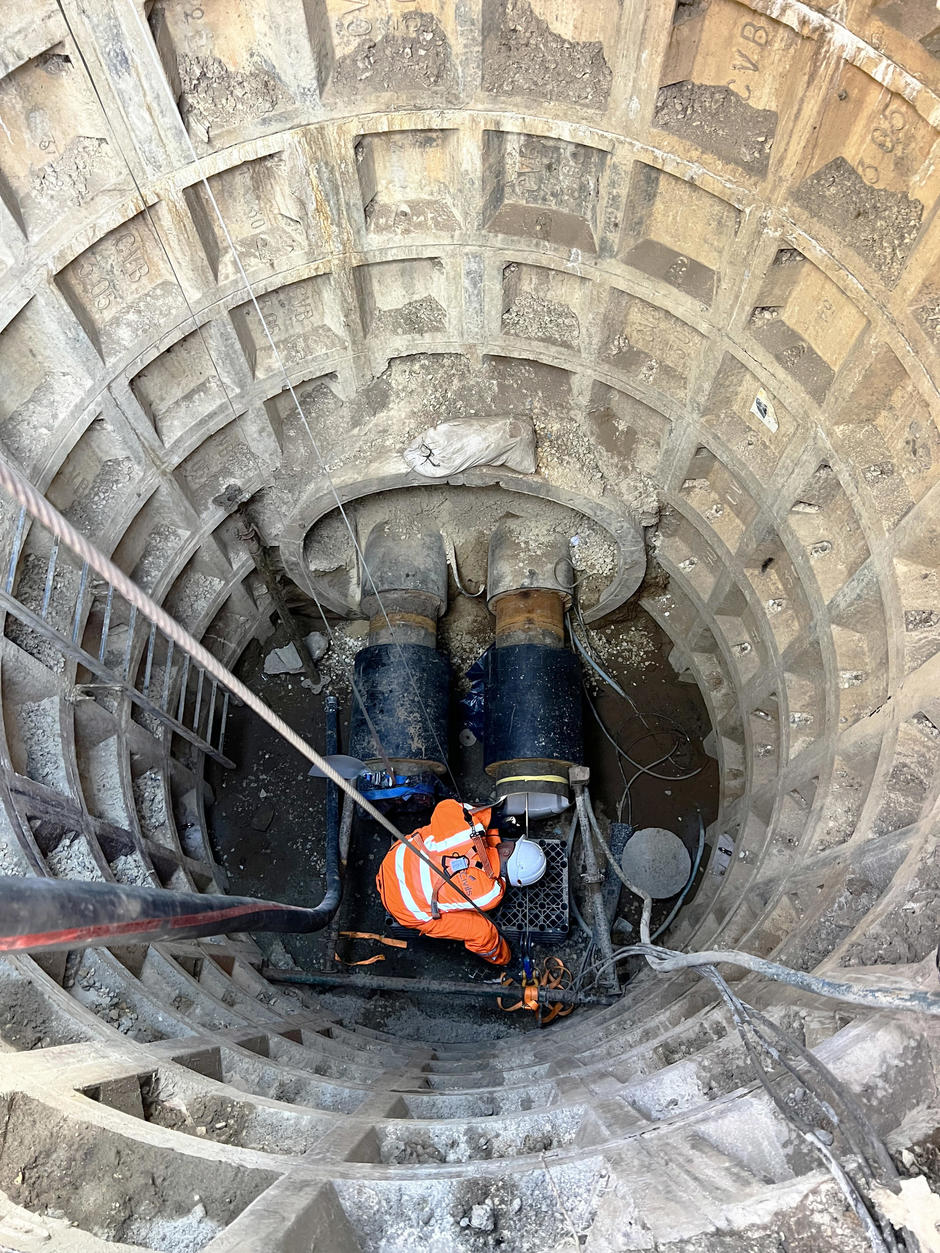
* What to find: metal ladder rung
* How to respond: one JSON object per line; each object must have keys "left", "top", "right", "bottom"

{"left": 122, "top": 605, "right": 137, "bottom": 679}
{"left": 217, "top": 690, "right": 230, "bottom": 755}
{"left": 71, "top": 561, "right": 89, "bottom": 643}
{"left": 205, "top": 680, "right": 218, "bottom": 744}
{"left": 176, "top": 654, "right": 191, "bottom": 721}
{"left": 40, "top": 538, "right": 59, "bottom": 619}
{"left": 141, "top": 621, "right": 157, "bottom": 697}
{"left": 161, "top": 638, "right": 175, "bottom": 710}
{"left": 98, "top": 585, "right": 114, "bottom": 663}
{"left": 5, "top": 507, "right": 26, "bottom": 595}
{"left": 192, "top": 667, "right": 206, "bottom": 734}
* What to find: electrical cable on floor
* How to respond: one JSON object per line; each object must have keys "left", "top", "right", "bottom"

{"left": 0, "top": 457, "right": 505, "bottom": 939}
{"left": 567, "top": 608, "right": 701, "bottom": 759}
{"left": 581, "top": 791, "right": 653, "bottom": 948}
{"left": 567, "top": 608, "right": 644, "bottom": 720}
{"left": 650, "top": 810, "right": 705, "bottom": 942}
{"left": 584, "top": 689, "right": 701, "bottom": 782}
{"left": 616, "top": 736, "right": 689, "bottom": 824}
{"left": 575, "top": 932, "right": 940, "bottom": 1017}
{"left": 569, "top": 611, "right": 705, "bottom": 825}
{"left": 741, "top": 1001, "right": 902, "bottom": 1188}
{"left": 120, "top": 0, "right": 465, "bottom": 807}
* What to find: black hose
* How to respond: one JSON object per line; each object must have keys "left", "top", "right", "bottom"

{"left": 0, "top": 700, "right": 347, "bottom": 955}
{"left": 0, "top": 876, "right": 342, "bottom": 952}
{"left": 262, "top": 967, "right": 619, "bottom": 1006}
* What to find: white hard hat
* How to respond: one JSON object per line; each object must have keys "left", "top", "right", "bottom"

{"left": 505, "top": 839, "right": 546, "bottom": 888}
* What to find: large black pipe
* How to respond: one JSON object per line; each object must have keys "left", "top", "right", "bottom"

{"left": 484, "top": 643, "right": 583, "bottom": 770}
{"left": 325, "top": 694, "right": 340, "bottom": 860}
{"left": 348, "top": 641, "right": 449, "bottom": 772}
{"left": 0, "top": 705, "right": 345, "bottom": 954}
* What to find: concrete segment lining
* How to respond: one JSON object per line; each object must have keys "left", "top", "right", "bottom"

{"left": 0, "top": 0, "right": 937, "bottom": 1249}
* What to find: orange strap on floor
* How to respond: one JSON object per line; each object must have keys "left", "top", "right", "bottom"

{"left": 339, "top": 931, "right": 408, "bottom": 949}
{"left": 334, "top": 953, "right": 385, "bottom": 966}
{"left": 497, "top": 973, "right": 538, "bottom": 1013}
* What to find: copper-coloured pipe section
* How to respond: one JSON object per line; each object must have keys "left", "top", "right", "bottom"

{"left": 368, "top": 609, "right": 437, "bottom": 647}
{"left": 494, "top": 588, "right": 565, "bottom": 648}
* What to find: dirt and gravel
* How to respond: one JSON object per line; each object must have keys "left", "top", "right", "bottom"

{"left": 794, "top": 156, "right": 924, "bottom": 286}
{"left": 483, "top": 0, "right": 612, "bottom": 109}
{"left": 654, "top": 82, "right": 777, "bottom": 175}
{"left": 0, "top": 1090, "right": 276, "bottom": 1251}
{"left": 330, "top": 11, "right": 456, "bottom": 97}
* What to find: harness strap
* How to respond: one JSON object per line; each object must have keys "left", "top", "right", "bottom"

{"left": 420, "top": 828, "right": 498, "bottom": 919}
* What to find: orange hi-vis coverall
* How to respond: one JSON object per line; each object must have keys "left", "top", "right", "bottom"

{"left": 376, "top": 798, "right": 511, "bottom": 965}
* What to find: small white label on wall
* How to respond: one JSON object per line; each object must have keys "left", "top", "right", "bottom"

{"left": 710, "top": 833, "right": 735, "bottom": 876}
{"left": 751, "top": 390, "right": 778, "bottom": 433}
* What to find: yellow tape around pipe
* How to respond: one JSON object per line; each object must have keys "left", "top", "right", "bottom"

{"left": 496, "top": 775, "right": 569, "bottom": 785}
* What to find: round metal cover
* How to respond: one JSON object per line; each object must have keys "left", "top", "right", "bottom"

{"left": 620, "top": 827, "right": 691, "bottom": 900}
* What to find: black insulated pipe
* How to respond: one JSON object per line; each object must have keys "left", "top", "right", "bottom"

{"left": 325, "top": 693, "right": 340, "bottom": 872}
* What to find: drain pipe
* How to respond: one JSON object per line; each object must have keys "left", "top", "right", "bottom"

{"left": 325, "top": 694, "right": 340, "bottom": 855}
{"left": 570, "top": 765, "right": 619, "bottom": 994}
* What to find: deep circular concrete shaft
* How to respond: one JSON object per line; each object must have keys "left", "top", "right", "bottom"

{"left": 0, "top": 2, "right": 938, "bottom": 1250}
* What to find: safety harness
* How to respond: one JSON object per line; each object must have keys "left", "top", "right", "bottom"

{"left": 410, "top": 810, "right": 499, "bottom": 920}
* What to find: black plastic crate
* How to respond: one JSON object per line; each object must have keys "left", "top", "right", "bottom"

{"left": 492, "top": 839, "right": 569, "bottom": 944}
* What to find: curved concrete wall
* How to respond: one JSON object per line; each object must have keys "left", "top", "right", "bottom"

{"left": 0, "top": 2, "right": 938, "bottom": 1249}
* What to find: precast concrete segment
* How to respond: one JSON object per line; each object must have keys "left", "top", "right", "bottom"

{"left": 0, "top": 0, "right": 937, "bottom": 1249}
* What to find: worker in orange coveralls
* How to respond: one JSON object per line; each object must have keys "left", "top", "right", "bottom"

{"left": 376, "top": 798, "right": 546, "bottom": 965}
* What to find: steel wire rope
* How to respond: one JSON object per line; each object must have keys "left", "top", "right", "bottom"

{"left": 52, "top": 1, "right": 397, "bottom": 781}
{"left": 120, "top": 0, "right": 466, "bottom": 804}
{"left": 0, "top": 457, "right": 505, "bottom": 934}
